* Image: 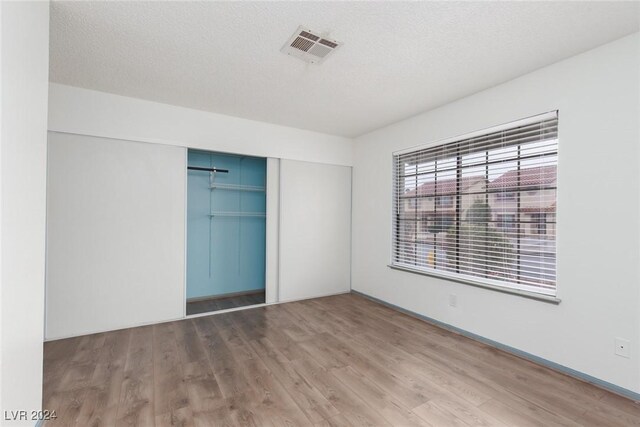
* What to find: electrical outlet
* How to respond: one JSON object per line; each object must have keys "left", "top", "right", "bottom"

{"left": 449, "top": 294, "right": 457, "bottom": 307}
{"left": 615, "top": 338, "right": 631, "bottom": 358}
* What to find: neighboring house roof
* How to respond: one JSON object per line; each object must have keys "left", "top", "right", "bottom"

{"left": 490, "top": 166, "right": 557, "bottom": 212}
{"left": 521, "top": 202, "right": 557, "bottom": 213}
{"left": 488, "top": 165, "right": 557, "bottom": 191}
{"left": 402, "top": 176, "right": 485, "bottom": 198}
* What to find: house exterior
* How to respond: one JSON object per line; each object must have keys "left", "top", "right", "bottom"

{"left": 399, "top": 166, "right": 556, "bottom": 241}
{"left": 398, "top": 167, "right": 556, "bottom": 270}
{"left": 488, "top": 165, "right": 557, "bottom": 239}
{"left": 400, "top": 176, "right": 487, "bottom": 241}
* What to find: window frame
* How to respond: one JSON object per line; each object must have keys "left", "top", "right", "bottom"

{"left": 389, "top": 111, "right": 560, "bottom": 304}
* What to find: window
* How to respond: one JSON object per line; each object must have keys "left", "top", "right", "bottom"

{"left": 392, "top": 112, "right": 558, "bottom": 296}
{"left": 496, "top": 191, "right": 516, "bottom": 201}
{"left": 531, "top": 213, "right": 547, "bottom": 235}
{"left": 497, "top": 214, "right": 516, "bottom": 230}
{"left": 436, "top": 195, "right": 454, "bottom": 208}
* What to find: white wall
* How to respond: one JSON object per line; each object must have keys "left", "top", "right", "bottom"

{"left": 48, "top": 83, "right": 353, "bottom": 167}
{"left": 352, "top": 33, "right": 640, "bottom": 393}
{"left": 279, "top": 160, "right": 352, "bottom": 301}
{"left": 46, "top": 133, "right": 186, "bottom": 339}
{"left": 0, "top": 1, "right": 50, "bottom": 423}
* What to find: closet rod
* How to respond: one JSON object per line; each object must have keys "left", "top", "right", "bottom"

{"left": 187, "top": 166, "right": 229, "bottom": 173}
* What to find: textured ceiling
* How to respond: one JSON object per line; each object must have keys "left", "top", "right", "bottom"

{"left": 49, "top": 1, "right": 639, "bottom": 137}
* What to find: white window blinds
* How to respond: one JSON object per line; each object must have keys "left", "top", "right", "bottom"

{"left": 392, "top": 112, "right": 558, "bottom": 296}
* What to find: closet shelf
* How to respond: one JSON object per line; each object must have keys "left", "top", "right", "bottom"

{"left": 209, "top": 211, "right": 266, "bottom": 218}
{"left": 209, "top": 183, "right": 265, "bottom": 192}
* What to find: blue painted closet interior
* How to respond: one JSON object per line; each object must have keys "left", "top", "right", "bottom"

{"left": 186, "top": 150, "right": 266, "bottom": 300}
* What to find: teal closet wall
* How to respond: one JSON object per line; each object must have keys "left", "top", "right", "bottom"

{"left": 187, "top": 150, "right": 266, "bottom": 300}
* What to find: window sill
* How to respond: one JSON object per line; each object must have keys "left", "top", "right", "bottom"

{"left": 387, "top": 264, "right": 561, "bottom": 304}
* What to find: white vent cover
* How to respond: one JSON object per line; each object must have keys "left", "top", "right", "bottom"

{"left": 281, "top": 26, "right": 341, "bottom": 64}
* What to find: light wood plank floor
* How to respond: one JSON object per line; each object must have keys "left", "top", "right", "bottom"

{"left": 43, "top": 293, "right": 640, "bottom": 426}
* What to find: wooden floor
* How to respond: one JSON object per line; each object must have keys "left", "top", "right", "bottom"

{"left": 186, "top": 292, "right": 265, "bottom": 316}
{"left": 43, "top": 293, "right": 640, "bottom": 426}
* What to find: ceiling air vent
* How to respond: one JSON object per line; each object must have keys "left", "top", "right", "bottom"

{"left": 281, "top": 26, "right": 341, "bottom": 64}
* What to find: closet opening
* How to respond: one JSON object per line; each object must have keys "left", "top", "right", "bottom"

{"left": 186, "top": 149, "right": 266, "bottom": 315}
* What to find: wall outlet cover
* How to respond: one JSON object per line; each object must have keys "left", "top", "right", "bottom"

{"left": 449, "top": 294, "right": 457, "bottom": 307}
{"left": 615, "top": 337, "right": 631, "bottom": 358}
